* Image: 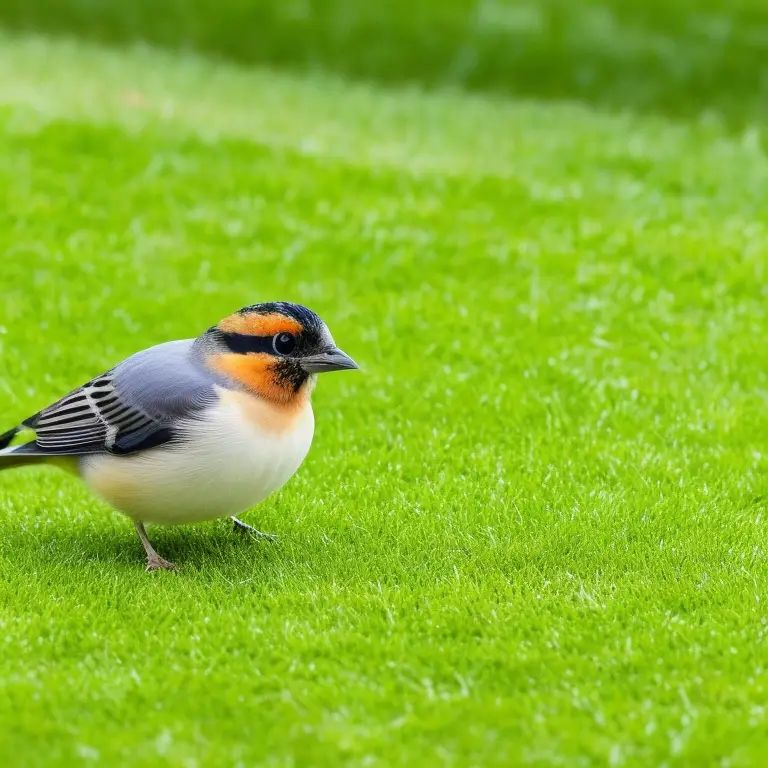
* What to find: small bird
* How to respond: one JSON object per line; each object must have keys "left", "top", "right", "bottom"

{"left": 0, "top": 302, "right": 358, "bottom": 570}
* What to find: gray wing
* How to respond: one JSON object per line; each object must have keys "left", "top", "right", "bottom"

{"left": 14, "top": 340, "right": 217, "bottom": 456}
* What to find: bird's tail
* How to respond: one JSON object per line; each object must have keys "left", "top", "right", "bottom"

{"left": 0, "top": 425, "right": 50, "bottom": 471}
{"left": 0, "top": 452, "right": 45, "bottom": 471}
{"left": 0, "top": 426, "right": 19, "bottom": 450}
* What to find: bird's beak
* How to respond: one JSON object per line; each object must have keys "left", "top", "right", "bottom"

{"left": 300, "top": 347, "right": 359, "bottom": 373}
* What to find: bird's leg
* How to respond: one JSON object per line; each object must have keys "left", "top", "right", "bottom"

{"left": 231, "top": 516, "right": 278, "bottom": 542}
{"left": 135, "top": 521, "right": 176, "bottom": 571}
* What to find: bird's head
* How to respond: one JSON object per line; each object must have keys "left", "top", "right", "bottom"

{"left": 199, "top": 302, "right": 358, "bottom": 405}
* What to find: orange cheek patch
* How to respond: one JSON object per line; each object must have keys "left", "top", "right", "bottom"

{"left": 218, "top": 312, "right": 303, "bottom": 337}
{"left": 211, "top": 353, "right": 301, "bottom": 407}
{"left": 212, "top": 352, "right": 273, "bottom": 393}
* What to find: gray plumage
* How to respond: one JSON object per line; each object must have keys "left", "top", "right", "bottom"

{"left": 2, "top": 340, "right": 217, "bottom": 459}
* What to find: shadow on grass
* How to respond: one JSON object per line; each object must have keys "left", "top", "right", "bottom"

{"left": 0, "top": 517, "right": 294, "bottom": 575}
{"left": 1, "top": 0, "right": 768, "bottom": 127}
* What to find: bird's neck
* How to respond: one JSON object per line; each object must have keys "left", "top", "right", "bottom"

{"left": 210, "top": 352, "right": 315, "bottom": 409}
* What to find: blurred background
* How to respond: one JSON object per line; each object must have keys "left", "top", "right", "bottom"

{"left": 3, "top": 0, "right": 768, "bottom": 125}
{"left": 2, "top": 2, "right": 768, "bottom": 766}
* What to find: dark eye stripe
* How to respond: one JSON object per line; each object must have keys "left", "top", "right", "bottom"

{"left": 221, "top": 332, "right": 278, "bottom": 355}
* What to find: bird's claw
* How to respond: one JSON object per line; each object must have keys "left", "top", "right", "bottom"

{"left": 232, "top": 517, "right": 278, "bottom": 542}
{"left": 145, "top": 555, "right": 176, "bottom": 571}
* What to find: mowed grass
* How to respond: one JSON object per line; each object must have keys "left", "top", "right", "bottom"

{"left": 1, "top": 31, "right": 768, "bottom": 766}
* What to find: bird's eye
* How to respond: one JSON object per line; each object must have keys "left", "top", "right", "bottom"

{"left": 272, "top": 332, "right": 296, "bottom": 356}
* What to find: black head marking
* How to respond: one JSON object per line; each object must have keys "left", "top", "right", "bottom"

{"left": 208, "top": 302, "right": 329, "bottom": 365}
{"left": 272, "top": 358, "right": 310, "bottom": 393}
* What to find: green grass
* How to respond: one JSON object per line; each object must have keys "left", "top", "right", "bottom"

{"left": 1, "top": 30, "right": 768, "bottom": 767}
{"left": 3, "top": 0, "right": 768, "bottom": 125}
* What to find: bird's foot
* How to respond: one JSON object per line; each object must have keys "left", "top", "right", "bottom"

{"left": 231, "top": 516, "right": 278, "bottom": 542}
{"left": 145, "top": 554, "right": 176, "bottom": 572}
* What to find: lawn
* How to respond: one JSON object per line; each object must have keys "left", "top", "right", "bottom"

{"left": 0, "top": 28, "right": 767, "bottom": 767}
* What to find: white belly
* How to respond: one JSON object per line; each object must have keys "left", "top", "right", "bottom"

{"left": 80, "top": 394, "right": 314, "bottom": 525}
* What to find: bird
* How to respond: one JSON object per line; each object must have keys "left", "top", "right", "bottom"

{"left": 0, "top": 302, "right": 358, "bottom": 570}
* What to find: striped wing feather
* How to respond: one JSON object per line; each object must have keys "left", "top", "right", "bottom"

{"left": 23, "top": 374, "right": 171, "bottom": 455}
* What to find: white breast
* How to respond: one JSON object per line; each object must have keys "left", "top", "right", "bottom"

{"left": 80, "top": 391, "right": 314, "bottom": 525}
